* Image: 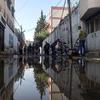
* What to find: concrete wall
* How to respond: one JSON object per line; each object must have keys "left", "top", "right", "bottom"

{"left": 43, "top": 26, "right": 60, "bottom": 47}
{"left": 86, "top": 31, "right": 100, "bottom": 51}
{"left": 13, "top": 34, "right": 19, "bottom": 53}
{"left": 44, "top": 1, "right": 100, "bottom": 52}
{"left": 4, "top": 25, "right": 12, "bottom": 52}
{"left": 58, "top": 6, "right": 80, "bottom": 46}
{"left": 43, "top": 6, "right": 80, "bottom": 49}
{"left": 80, "top": 0, "right": 100, "bottom": 52}
{"left": 59, "top": 18, "right": 68, "bottom": 43}
{"left": 72, "top": 7, "right": 80, "bottom": 46}
{"left": 4, "top": 24, "right": 18, "bottom": 53}
{"left": 0, "top": 0, "right": 18, "bottom": 54}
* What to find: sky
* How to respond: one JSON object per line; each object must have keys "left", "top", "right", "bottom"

{"left": 15, "top": 0, "right": 79, "bottom": 41}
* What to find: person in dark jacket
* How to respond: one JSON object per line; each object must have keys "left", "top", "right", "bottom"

{"left": 44, "top": 42, "right": 50, "bottom": 55}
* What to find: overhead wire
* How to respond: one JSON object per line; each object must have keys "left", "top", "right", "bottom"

{"left": 15, "top": 0, "right": 34, "bottom": 31}
{"left": 61, "top": 0, "right": 67, "bottom": 20}
{"left": 26, "top": 0, "right": 78, "bottom": 39}
{"left": 34, "top": 0, "right": 64, "bottom": 34}
{"left": 70, "top": 0, "right": 79, "bottom": 8}
{"left": 14, "top": 17, "right": 21, "bottom": 28}
{"left": 25, "top": 27, "right": 35, "bottom": 32}
{"left": 14, "top": 16, "right": 35, "bottom": 33}
{"left": 56, "top": 0, "right": 63, "bottom": 6}
{"left": 45, "top": 0, "right": 63, "bottom": 19}
{"left": 15, "top": 0, "right": 65, "bottom": 35}
{"left": 16, "top": 0, "right": 64, "bottom": 33}
{"left": 15, "top": 0, "right": 64, "bottom": 35}
{"left": 16, "top": 0, "right": 28, "bottom": 13}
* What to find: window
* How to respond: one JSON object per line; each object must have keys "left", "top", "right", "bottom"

{"left": 9, "top": 34, "right": 13, "bottom": 48}
{"left": 90, "top": 20, "right": 95, "bottom": 33}
{"left": 87, "top": 14, "right": 100, "bottom": 33}
{"left": 95, "top": 17, "right": 100, "bottom": 31}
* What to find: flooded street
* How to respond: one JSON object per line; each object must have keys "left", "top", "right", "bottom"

{"left": 0, "top": 56, "right": 100, "bottom": 100}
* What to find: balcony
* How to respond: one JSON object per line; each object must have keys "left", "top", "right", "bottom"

{"left": 80, "top": 0, "right": 100, "bottom": 20}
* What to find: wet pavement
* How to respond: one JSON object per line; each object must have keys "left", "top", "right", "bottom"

{"left": 0, "top": 56, "right": 100, "bottom": 100}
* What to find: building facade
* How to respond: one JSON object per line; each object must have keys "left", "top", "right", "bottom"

{"left": 0, "top": 0, "right": 19, "bottom": 54}
{"left": 43, "top": 0, "right": 100, "bottom": 53}
{"left": 47, "top": 6, "right": 68, "bottom": 33}
{"left": 43, "top": 5, "right": 80, "bottom": 50}
{"left": 80, "top": 0, "right": 100, "bottom": 52}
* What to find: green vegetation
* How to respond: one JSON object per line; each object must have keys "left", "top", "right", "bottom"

{"left": 34, "top": 65, "right": 49, "bottom": 100}
{"left": 34, "top": 10, "right": 48, "bottom": 44}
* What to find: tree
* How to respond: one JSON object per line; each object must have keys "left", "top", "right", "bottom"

{"left": 35, "top": 30, "right": 48, "bottom": 43}
{"left": 34, "top": 10, "right": 48, "bottom": 45}
{"left": 34, "top": 65, "right": 49, "bottom": 100}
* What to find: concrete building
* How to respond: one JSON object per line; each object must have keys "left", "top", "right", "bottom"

{"left": 47, "top": 6, "right": 68, "bottom": 33}
{"left": 80, "top": 0, "right": 100, "bottom": 52}
{"left": 0, "top": 0, "right": 19, "bottom": 54}
{"left": 43, "top": 5, "right": 80, "bottom": 50}
{"left": 43, "top": 0, "right": 100, "bottom": 54}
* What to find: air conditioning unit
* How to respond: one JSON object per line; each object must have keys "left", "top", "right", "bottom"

{"left": 0, "top": 12, "right": 6, "bottom": 27}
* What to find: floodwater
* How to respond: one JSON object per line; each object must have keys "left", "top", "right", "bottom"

{"left": 0, "top": 56, "right": 100, "bottom": 100}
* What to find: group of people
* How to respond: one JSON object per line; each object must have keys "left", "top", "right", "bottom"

{"left": 44, "top": 26, "right": 87, "bottom": 56}
{"left": 44, "top": 42, "right": 50, "bottom": 55}
{"left": 44, "top": 40, "right": 61, "bottom": 55}
{"left": 44, "top": 39, "right": 67, "bottom": 56}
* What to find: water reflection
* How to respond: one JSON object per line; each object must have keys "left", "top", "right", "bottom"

{"left": 0, "top": 57, "right": 49, "bottom": 100}
{"left": 43, "top": 56, "right": 50, "bottom": 70}
{"left": 43, "top": 56, "right": 100, "bottom": 100}
{"left": 0, "top": 56, "right": 100, "bottom": 100}
{"left": 0, "top": 57, "right": 18, "bottom": 100}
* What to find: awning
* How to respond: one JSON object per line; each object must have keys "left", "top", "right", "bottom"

{"left": 81, "top": 7, "right": 100, "bottom": 21}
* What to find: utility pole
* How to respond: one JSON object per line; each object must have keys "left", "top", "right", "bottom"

{"left": 67, "top": 0, "right": 73, "bottom": 50}
{"left": 67, "top": 1, "right": 73, "bottom": 99}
